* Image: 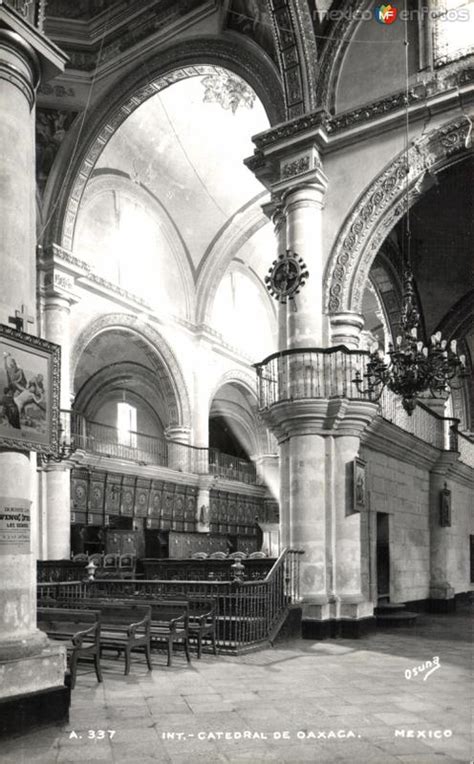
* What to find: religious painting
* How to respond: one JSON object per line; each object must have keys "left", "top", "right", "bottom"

{"left": 353, "top": 457, "right": 366, "bottom": 512}
{"left": 0, "top": 324, "right": 60, "bottom": 455}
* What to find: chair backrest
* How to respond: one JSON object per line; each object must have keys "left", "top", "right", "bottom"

{"left": 191, "top": 552, "right": 208, "bottom": 559}
{"left": 209, "top": 551, "right": 227, "bottom": 560}
{"left": 248, "top": 551, "right": 266, "bottom": 559}
{"left": 229, "top": 551, "right": 247, "bottom": 559}
{"left": 119, "top": 553, "right": 135, "bottom": 569}
{"left": 89, "top": 553, "right": 103, "bottom": 566}
{"left": 103, "top": 553, "right": 119, "bottom": 568}
{"left": 99, "top": 604, "right": 151, "bottom": 628}
{"left": 72, "top": 553, "right": 88, "bottom": 563}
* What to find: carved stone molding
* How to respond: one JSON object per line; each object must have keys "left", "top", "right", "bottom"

{"left": 265, "top": 0, "right": 318, "bottom": 119}
{"left": 43, "top": 38, "right": 284, "bottom": 251}
{"left": 70, "top": 313, "right": 192, "bottom": 428}
{"left": 325, "top": 117, "right": 473, "bottom": 315}
{"left": 249, "top": 67, "right": 473, "bottom": 154}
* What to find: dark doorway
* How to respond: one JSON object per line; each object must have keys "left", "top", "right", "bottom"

{"left": 376, "top": 512, "right": 390, "bottom": 601}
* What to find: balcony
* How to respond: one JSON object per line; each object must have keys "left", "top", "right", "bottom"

{"left": 62, "top": 413, "right": 259, "bottom": 483}
{"left": 255, "top": 346, "right": 474, "bottom": 463}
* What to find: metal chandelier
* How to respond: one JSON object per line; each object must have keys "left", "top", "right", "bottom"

{"left": 353, "top": 26, "right": 466, "bottom": 415}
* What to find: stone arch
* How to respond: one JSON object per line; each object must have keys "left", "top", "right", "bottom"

{"left": 265, "top": 0, "right": 319, "bottom": 118}
{"left": 316, "top": 0, "right": 373, "bottom": 112}
{"left": 209, "top": 369, "right": 271, "bottom": 454}
{"left": 41, "top": 36, "right": 284, "bottom": 251}
{"left": 196, "top": 193, "right": 270, "bottom": 325}
{"left": 70, "top": 313, "right": 192, "bottom": 428}
{"left": 325, "top": 117, "right": 473, "bottom": 316}
{"left": 434, "top": 293, "right": 474, "bottom": 433}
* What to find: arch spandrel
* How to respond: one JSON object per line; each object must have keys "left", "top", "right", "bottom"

{"left": 325, "top": 117, "right": 473, "bottom": 316}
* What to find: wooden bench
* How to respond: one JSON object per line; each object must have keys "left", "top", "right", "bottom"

{"left": 98, "top": 604, "right": 152, "bottom": 676}
{"left": 187, "top": 599, "right": 218, "bottom": 659}
{"left": 40, "top": 600, "right": 152, "bottom": 676}
{"left": 37, "top": 607, "right": 102, "bottom": 689}
{"left": 113, "top": 599, "right": 191, "bottom": 667}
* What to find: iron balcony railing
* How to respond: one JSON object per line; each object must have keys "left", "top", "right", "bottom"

{"left": 255, "top": 346, "right": 469, "bottom": 455}
{"left": 254, "top": 346, "right": 375, "bottom": 408}
{"left": 61, "top": 411, "right": 259, "bottom": 482}
{"left": 37, "top": 549, "right": 304, "bottom": 653}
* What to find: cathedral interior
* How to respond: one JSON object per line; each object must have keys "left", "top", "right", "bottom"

{"left": 0, "top": 0, "right": 473, "bottom": 760}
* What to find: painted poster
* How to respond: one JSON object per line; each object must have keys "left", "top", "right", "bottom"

{"left": 0, "top": 497, "right": 31, "bottom": 555}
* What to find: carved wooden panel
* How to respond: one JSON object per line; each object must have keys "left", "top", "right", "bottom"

{"left": 120, "top": 476, "right": 135, "bottom": 516}
{"left": 134, "top": 478, "right": 151, "bottom": 517}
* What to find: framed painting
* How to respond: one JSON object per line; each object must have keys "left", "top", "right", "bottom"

{"left": 353, "top": 456, "right": 366, "bottom": 512}
{"left": 0, "top": 324, "right": 61, "bottom": 455}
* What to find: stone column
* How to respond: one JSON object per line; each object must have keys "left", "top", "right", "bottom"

{"left": 284, "top": 181, "right": 326, "bottom": 349}
{"left": 0, "top": 6, "right": 68, "bottom": 719}
{"left": 330, "top": 312, "right": 365, "bottom": 348}
{"left": 42, "top": 291, "right": 74, "bottom": 560}
{"left": 165, "top": 425, "right": 192, "bottom": 472}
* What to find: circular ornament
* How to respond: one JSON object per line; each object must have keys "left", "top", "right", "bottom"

{"left": 264, "top": 249, "right": 309, "bottom": 303}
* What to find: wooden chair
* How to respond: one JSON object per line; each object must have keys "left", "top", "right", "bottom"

{"left": 37, "top": 607, "right": 102, "bottom": 689}
{"left": 103, "top": 553, "right": 119, "bottom": 569}
{"left": 119, "top": 553, "right": 136, "bottom": 578}
{"left": 229, "top": 551, "right": 247, "bottom": 560}
{"left": 72, "top": 553, "right": 88, "bottom": 563}
{"left": 89, "top": 553, "right": 103, "bottom": 567}
{"left": 248, "top": 551, "right": 267, "bottom": 559}
{"left": 209, "top": 551, "right": 227, "bottom": 560}
{"left": 187, "top": 599, "right": 217, "bottom": 659}
{"left": 191, "top": 552, "right": 208, "bottom": 560}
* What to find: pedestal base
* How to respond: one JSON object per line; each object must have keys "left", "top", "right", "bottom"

{"left": 0, "top": 684, "right": 70, "bottom": 739}
{"left": 0, "top": 643, "right": 70, "bottom": 737}
{"left": 302, "top": 616, "right": 376, "bottom": 640}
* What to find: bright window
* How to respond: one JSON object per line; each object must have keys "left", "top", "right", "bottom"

{"left": 433, "top": 1, "right": 474, "bottom": 66}
{"left": 117, "top": 402, "right": 137, "bottom": 448}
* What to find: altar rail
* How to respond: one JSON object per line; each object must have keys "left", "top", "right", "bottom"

{"left": 37, "top": 549, "right": 304, "bottom": 652}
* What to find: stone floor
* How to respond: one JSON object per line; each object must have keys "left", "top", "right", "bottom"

{"left": 1, "top": 605, "right": 472, "bottom": 764}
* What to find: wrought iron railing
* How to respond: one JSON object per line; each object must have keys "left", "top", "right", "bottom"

{"left": 254, "top": 346, "right": 374, "bottom": 408}
{"left": 254, "top": 347, "right": 469, "bottom": 456}
{"left": 62, "top": 411, "right": 258, "bottom": 481}
{"left": 37, "top": 549, "right": 304, "bottom": 652}
{"left": 209, "top": 448, "right": 257, "bottom": 484}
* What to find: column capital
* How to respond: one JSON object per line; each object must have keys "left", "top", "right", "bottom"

{"left": 330, "top": 312, "right": 365, "bottom": 348}
{"left": 0, "top": 5, "right": 66, "bottom": 84}
{"left": 38, "top": 243, "right": 85, "bottom": 303}
{"left": 262, "top": 399, "right": 379, "bottom": 441}
{"left": 273, "top": 147, "right": 328, "bottom": 200}
{"left": 165, "top": 425, "right": 191, "bottom": 444}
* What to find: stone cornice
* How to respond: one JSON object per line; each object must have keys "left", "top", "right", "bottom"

{"left": 247, "top": 65, "right": 474, "bottom": 167}
{"left": 362, "top": 416, "right": 449, "bottom": 471}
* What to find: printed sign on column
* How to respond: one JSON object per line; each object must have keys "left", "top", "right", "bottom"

{"left": 0, "top": 497, "right": 31, "bottom": 554}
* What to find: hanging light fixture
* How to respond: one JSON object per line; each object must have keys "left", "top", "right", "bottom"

{"left": 353, "top": 15, "right": 467, "bottom": 415}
